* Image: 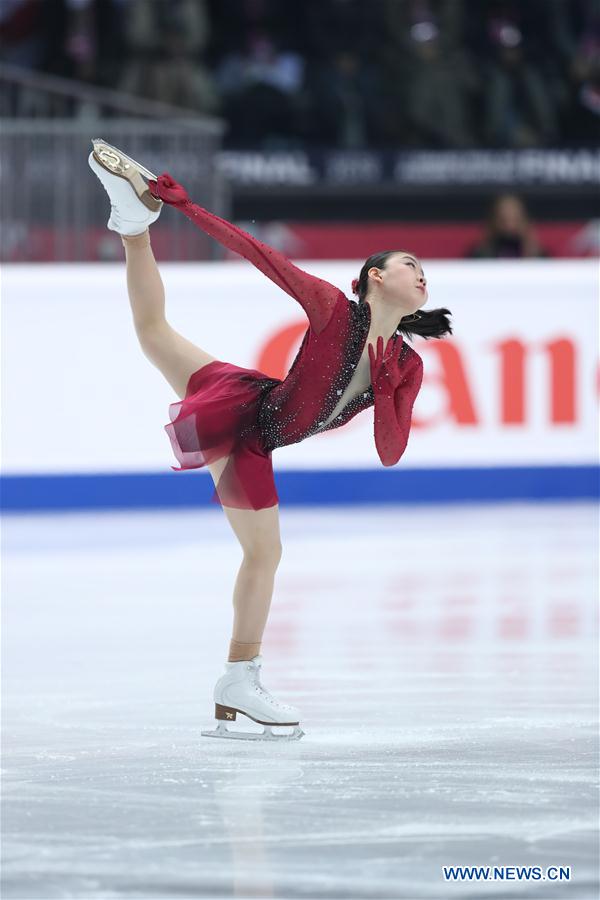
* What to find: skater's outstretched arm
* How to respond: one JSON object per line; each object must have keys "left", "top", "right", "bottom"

{"left": 149, "top": 173, "right": 343, "bottom": 334}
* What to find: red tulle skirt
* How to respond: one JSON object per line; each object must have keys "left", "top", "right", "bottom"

{"left": 164, "top": 360, "right": 279, "bottom": 511}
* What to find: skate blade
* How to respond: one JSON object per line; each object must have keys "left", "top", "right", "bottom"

{"left": 92, "top": 138, "right": 158, "bottom": 180}
{"left": 201, "top": 721, "right": 304, "bottom": 741}
{"left": 90, "top": 139, "right": 161, "bottom": 212}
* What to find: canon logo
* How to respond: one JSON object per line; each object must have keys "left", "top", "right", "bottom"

{"left": 257, "top": 328, "right": 585, "bottom": 427}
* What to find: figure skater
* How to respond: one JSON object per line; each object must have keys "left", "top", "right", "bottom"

{"left": 88, "top": 139, "right": 452, "bottom": 742}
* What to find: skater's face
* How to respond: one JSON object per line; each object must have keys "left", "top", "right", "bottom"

{"left": 368, "top": 253, "right": 428, "bottom": 312}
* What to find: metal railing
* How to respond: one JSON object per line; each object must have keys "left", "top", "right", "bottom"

{"left": 0, "top": 62, "right": 225, "bottom": 124}
{"left": 0, "top": 66, "right": 230, "bottom": 261}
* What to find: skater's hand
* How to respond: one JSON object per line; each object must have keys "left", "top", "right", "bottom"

{"left": 148, "top": 172, "right": 189, "bottom": 205}
{"left": 368, "top": 334, "right": 405, "bottom": 397}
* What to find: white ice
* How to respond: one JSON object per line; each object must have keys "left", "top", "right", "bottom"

{"left": 1, "top": 502, "right": 598, "bottom": 899}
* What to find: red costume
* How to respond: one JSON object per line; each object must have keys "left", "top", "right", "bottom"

{"left": 152, "top": 174, "right": 424, "bottom": 510}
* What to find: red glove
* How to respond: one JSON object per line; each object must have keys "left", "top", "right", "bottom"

{"left": 369, "top": 335, "right": 422, "bottom": 467}
{"left": 368, "top": 334, "right": 405, "bottom": 398}
{"left": 148, "top": 172, "right": 190, "bottom": 206}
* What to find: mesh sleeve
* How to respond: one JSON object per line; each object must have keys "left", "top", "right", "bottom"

{"left": 176, "top": 197, "right": 343, "bottom": 333}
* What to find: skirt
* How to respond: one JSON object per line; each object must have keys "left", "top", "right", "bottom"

{"left": 164, "top": 360, "right": 279, "bottom": 511}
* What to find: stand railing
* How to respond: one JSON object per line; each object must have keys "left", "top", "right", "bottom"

{"left": 0, "top": 65, "right": 229, "bottom": 261}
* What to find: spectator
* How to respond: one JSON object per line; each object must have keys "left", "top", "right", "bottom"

{"left": 467, "top": 193, "right": 550, "bottom": 258}
{"left": 118, "top": 0, "right": 220, "bottom": 114}
{"left": 561, "top": 20, "right": 600, "bottom": 144}
{"left": 404, "top": 22, "right": 477, "bottom": 148}
{"left": 302, "top": 0, "right": 379, "bottom": 61}
{"left": 462, "top": 0, "right": 548, "bottom": 68}
{"left": 379, "top": 0, "right": 478, "bottom": 148}
{"left": 303, "top": 49, "right": 385, "bottom": 149}
{"left": 31, "top": 0, "right": 126, "bottom": 94}
{"left": 481, "top": 16, "right": 559, "bottom": 147}
{"left": 215, "top": 29, "right": 304, "bottom": 147}
{"left": 0, "top": 0, "right": 49, "bottom": 115}
{"left": 39, "top": 0, "right": 98, "bottom": 83}
{"left": 0, "top": 0, "right": 46, "bottom": 69}
{"left": 206, "top": 0, "right": 302, "bottom": 61}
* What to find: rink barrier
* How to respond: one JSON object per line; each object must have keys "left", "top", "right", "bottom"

{"left": 1, "top": 466, "right": 598, "bottom": 512}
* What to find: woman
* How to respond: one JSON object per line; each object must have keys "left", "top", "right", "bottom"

{"left": 88, "top": 139, "right": 452, "bottom": 742}
{"left": 467, "top": 193, "right": 550, "bottom": 259}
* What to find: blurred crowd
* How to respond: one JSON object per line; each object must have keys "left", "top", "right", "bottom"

{"left": 1, "top": 0, "right": 599, "bottom": 149}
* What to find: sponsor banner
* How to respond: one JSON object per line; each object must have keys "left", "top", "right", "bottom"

{"left": 216, "top": 149, "right": 600, "bottom": 187}
{"left": 1, "top": 260, "right": 597, "bottom": 478}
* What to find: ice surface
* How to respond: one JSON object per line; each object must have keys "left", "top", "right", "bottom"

{"left": 1, "top": 502, "right": 598, "bottom": 899}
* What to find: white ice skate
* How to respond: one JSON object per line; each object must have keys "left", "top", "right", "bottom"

{"left": 201, "top": 655, "right": 304, "bottom": 742}
{"left": 88, "top": 138, "right": 163, "bottom": 236}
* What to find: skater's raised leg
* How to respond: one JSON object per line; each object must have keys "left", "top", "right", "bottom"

{"left": 88, "top": 140, "right": 217, "bottom": 400}
{"left": 121, "top": 230, "right": 217, "bottom": 398}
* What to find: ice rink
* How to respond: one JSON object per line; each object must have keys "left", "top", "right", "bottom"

{"left": 2, "top": 502, "right": 598, "bottom": 900}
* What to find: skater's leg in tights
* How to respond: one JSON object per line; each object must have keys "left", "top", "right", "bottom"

{"left": 122, "top": 230, "right": 217, "bottom": 398}
{"left": 207, "top": 457, "right": 282, "bottom": 663}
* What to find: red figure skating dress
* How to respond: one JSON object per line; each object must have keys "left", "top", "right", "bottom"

{"left": 152, "top": 174, "right": 424, "bottom": 511}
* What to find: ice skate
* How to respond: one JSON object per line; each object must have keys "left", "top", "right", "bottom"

{"left": 201, "top": 655, "right": 304, "bottom": 741}
{"left": 88, "top": 138, "right": 163, "bottom": 235}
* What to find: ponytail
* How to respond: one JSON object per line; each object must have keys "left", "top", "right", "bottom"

{"left": 396, "top": 307, "right": 453, "bottom": 341}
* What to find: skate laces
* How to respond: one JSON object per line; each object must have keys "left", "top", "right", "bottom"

{"left": 246, "top": 663, "right": 291, "bottom": 711}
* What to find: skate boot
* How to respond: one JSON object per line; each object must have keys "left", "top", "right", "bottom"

{"left": 88, "top": 138, "right": 163, "bottom": 236}
{"left": 201, "top": 655, "right": 304, "bottom": 742}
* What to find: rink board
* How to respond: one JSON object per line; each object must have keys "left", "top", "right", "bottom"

{"left": 1, "top": 466, "right": 598, "bottom": 512}
{"left": 1, "top": 260, "right": 598, "bottom": 509}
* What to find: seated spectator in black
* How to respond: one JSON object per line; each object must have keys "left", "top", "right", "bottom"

{"left": 215, "top": 29, "right": 305, "bottom": 147}
{"left": 481, "top": 16, "right": 559, "bottom": 147}
{"left": 404, "top": 19, "right": 478, "bottom": 148}
{"left": 0, "top": 0, "right": 49, "bottom": 115}
{"left": 206, "top": 0, "right": 302, "bottom": 61}
{"left": 378, "top": 1, "right": 478, "bottom": 148}
{"left": 302, "top": 48, "right": 386, "bottom": 149}
{"left": 302, "top": 0, "right": 379, "bottom": 61}
{"left": 467, "top": 193, "right": 551, "bottom": 258}
{"left": 118, "top": 0, "right": 220, "bottom": 114}
{"left": 561, "top": 26, "right": 600, "bottom": 144}
{"left": 0, "top": 0, "right": 47, "bottom": 69}
{"left": 41, "top": 0, "right": 127, "bottom": 85}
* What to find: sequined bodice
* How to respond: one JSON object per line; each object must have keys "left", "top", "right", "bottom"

{"left": 315, "top": 345, "right": 372, "bottom": 432}
{"left": 256, "top": 295, "right": 379, "bottom": 451}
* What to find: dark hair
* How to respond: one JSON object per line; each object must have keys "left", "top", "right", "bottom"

{"left": 352, "top": 250, "right": 453, "bottom": 341}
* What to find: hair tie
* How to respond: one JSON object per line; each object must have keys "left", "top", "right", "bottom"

{"left": 351, "top": 278, "right": 359, "bottom": 295}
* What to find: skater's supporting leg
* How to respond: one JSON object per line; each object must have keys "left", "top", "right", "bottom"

{"left": 122, "top": 231, "right": 217, "bottom": 398}
{"left": 204, "top": 484, "right": 282, "bottom": 662}
{"left": 200, "top": 470, "right": 301, "bottom": 739}
{"left": 229, "top": 545, "right": 281, "bottom": 655}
